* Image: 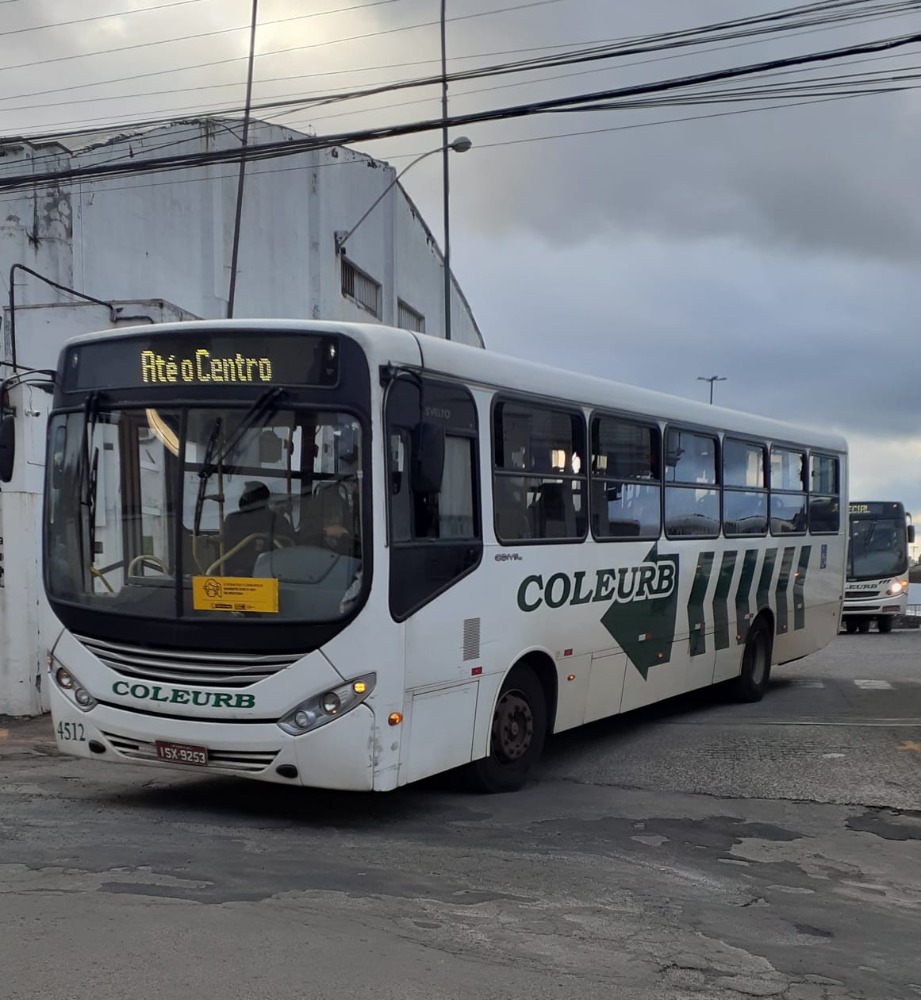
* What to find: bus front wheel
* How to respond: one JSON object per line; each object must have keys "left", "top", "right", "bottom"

{"left": 878, "top": 616, "right": 893, "bottom": 634}
{"left": 731, "top": 618, "right": 773, "bottom": 703}
{"left": 466, "top": 664, "right": 547, "bottom": 793}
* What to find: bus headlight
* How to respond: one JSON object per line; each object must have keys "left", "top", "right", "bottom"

{"left": 277, "top": 673, "right": 376, "bottom": 736}
{"left": 887, "top": 580, "right": 906, "bottom": 596}
{"left": 52, "top": 665, "right": 97, "bottom": 712}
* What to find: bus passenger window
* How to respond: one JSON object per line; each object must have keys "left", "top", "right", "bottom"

{"left": 664, "top": 427, "right": 719, "bottom": 539}
{"left": 770, "top": 447, "right": 807, "bottom": 536}
{"left": 493, "top": 399, "right": 586, "bottom": 542}
{"left": 590, "top": 415, "right": 661, "bottom": 540}
{"left": 808, "top": 454, "right": 840, "bottom": 533}
{"left": 723, "top": 438, "right": 767, "bottom": 537}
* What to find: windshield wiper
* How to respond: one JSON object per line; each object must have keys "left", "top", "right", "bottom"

{"left": 192, "top": 387, "right": 286, "bottom": 536}
{"left": 193, "top": 416, "right": 224, "bottom": 537}
{"left": 78, "top": 393, "right": 102, "bottom": 583}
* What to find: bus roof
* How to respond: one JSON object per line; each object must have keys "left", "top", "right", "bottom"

{"left": 63, "top": 318, "right": 847, "bottom": 453}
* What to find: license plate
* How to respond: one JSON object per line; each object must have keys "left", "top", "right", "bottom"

{"left": 154, "top": 740, "right": 209, "bottom": 766}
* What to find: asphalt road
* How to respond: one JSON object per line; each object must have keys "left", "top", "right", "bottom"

{"left": 2, "top": 632, "right": 920, "bottom": 1000}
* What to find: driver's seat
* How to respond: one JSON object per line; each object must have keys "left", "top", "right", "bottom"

{"left": 221, "top": 482, "right": 290, "bottom": 576}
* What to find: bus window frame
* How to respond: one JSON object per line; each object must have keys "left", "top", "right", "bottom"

{"left": 491, "top": 394, "right": 588, "bottom": 546}
{"left": 769, "top": 443, "right": 808, "bottom": 537}
{"left": 722, "top": 436, "right": 769, "bottom": 539}
{"left": 588, "top": 410, "right": 662, "bottom": 543}
{"left": 663, "top": 424, "right": 721, "bottom": 541}
{"left": 807, "top": 451, "right": 841, "bottom": 535}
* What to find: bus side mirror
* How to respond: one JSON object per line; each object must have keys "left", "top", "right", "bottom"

{"left": 412, "top": 422, "right": 444, "bottom": 495}
{"left": 0, "top": 414, "right": 15, "bottom": 483}
{"left": 909, "top": 525, "right": 915, "bottom": 545}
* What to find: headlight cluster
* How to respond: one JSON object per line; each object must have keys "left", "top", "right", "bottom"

{"left": 278, "top": 673, "right": 376, "bottom": 736}
{"left": 52, "top": 665, "right": 97, "bottom": 711}
{"left": 887, "top": 580, "right": 907, "bottom": 596}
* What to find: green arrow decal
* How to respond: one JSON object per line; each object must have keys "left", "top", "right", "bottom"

{"left": 775, "top": 546, "right": 796, "bottom": 634}
{"left": 600, "top": 544, "right": 679, "bottom": 681}
{"left": 734, "top": 549, "right": 759, "bottom": 645}
{"left": 757, "top": 548, "right": 777, "bottom": 614}
{"left": 687, "top": 552, "right": 715, "bottom": 657}
{"left": 712, "top": 550, "right": 738, "bottom": 651}
{"left": 794, "top": 545, "right": 811, "bottom": 631}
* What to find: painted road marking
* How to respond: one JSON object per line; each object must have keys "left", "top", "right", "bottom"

{"left": 791, "top": 679, "right": 825, "bottom": 688}
{"left": 854, "top": 679, "right": 894, "bottom": 690}
{"left": 0, "top": 729, "right": 8, "bottom": 741}
{"left": 898, "top": 741, "right": 921, "bottom": 752}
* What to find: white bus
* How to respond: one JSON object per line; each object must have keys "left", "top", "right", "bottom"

{"left": 7, "top": 320, "right": 847, "bottom": 792}
{"left": 842, "top": 501, "right": 914, "bottom": 634}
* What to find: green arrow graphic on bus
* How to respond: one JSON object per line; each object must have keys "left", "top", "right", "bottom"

{"left": 599, "top": 544, "right": 680, "bottom": 681}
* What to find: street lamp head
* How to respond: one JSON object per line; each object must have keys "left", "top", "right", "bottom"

{"left": 696, "top": 375, "right": 727, "bottom": 404}
{"left": 335, "top": 139, "right": 474, "bottom": 255}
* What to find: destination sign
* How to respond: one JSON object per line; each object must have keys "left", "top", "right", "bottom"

{"left": 141, "top": 348, "right": 274, "bottom": 385}
{"left": 62, "top": 331, "right": 339, "bottom": 391}
{"left": 848, "top": 502, "right": 904, "bottom": 517}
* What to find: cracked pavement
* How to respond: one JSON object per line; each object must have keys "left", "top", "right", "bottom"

{"left": 1, "top": 633, "right": 920, "bottom": 999}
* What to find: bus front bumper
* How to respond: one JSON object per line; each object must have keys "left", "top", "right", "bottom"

{"left": 48, "top": 685, "right": 376, "bottom": 791}
{"left": 842, "top": 600, "right": 903, "bottom": 618}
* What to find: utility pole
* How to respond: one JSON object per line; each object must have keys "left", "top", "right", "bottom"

{"left": 227, "top": 0, "right": 259, "bottom": 318}
{"left": 440, "top": 0, "right": 452, "bottom": 341}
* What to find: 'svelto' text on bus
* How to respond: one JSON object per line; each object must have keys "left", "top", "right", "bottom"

{"left": 140, "top": 348, "right": 273, "bottom": 384}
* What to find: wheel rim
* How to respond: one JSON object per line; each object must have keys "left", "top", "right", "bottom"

{"left": 492, "top": 689, "right": 534, "bottom": 763}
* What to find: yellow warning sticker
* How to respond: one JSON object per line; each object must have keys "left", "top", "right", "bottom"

{"left": 192, "top": 576, "right": 279, "bottom": 613}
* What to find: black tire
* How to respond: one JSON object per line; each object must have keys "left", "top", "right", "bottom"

{"left": 465, "top": 664, "right": 547, "bottom": 793}
{"left": 731, "top": 618, "right": 773, "bottom": 703}
{"left": 878, "top": 616, "right": 893, "bottom": 634}
{"left": 857, "top": 620, "right": 871, "bottom": 634}
{"left": 844, "top": 619, "right": 858, "bottom": 634}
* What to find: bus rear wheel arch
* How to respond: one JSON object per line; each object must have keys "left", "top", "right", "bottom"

{"left": 465, "top": 660, "right": 551, "bottom": 793}
{"left": 731, "top": 614, "right": 773, "bottom": 703}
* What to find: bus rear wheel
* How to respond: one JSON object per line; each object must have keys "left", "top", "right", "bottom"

{"left": 857, "top": 620, "right": 871, "bottom": 634}
{"left": 731, "top": 618, "right": 773, "bottom": 703}
{"left": 466, "top": 664, "right": 547, "bottom": 793}
{"left": 844, "top": 619, "right": 858, "bottom": 634}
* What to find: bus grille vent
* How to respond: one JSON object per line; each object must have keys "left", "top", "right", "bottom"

{"left": 100, "top": 731, "right": 278, "bottom": 772}
{"left": 463, "top": 618, "right": 481, "bottom": 661}
{"left": 75, "top": 635, "right": 299, "bottom": 687}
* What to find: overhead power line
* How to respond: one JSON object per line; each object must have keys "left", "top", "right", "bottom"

{"left": 1, "top": 28, "right": 919, "bottom": 194}
{"left": 1, "top": 0, "right": 915, "bottom": 122}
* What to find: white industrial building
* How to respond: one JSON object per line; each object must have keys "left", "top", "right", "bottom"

{"left": 0, "top": 117, "right": 484, "bottom": 716}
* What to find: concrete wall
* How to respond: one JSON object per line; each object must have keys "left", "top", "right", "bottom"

{"left": 0, "top": 119, "right": 484, "bottom": 344}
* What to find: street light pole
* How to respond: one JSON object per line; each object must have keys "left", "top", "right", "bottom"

{"left": 440, "top": 0, "right": 452, "bottom": 340}
{"left": 697, "top": 375, "right": 727, "bottom": 404}
{"left": 334, "top": 137, "right": 471, "bottom": 255}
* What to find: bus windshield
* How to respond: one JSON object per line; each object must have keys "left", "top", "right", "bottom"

{"left": 847, "top": 516, "right": 908, "bottom": 579}
{"left": 45, "top": 403, "right": 365, "bottom": 624}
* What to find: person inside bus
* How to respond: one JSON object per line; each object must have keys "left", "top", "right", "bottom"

{"left": 221, "top": 481, "right": 293, "bottom": 575}
{"left": 298, "top": 481, "right": 358, "bottom": 556}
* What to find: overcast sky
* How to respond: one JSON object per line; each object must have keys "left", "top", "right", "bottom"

{"left": 2, "top": 0, "right": 921, "bottom": 517}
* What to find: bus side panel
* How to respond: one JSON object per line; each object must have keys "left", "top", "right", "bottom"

{"left": 403, "top": 680, "right": 478, "bottom": 784}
